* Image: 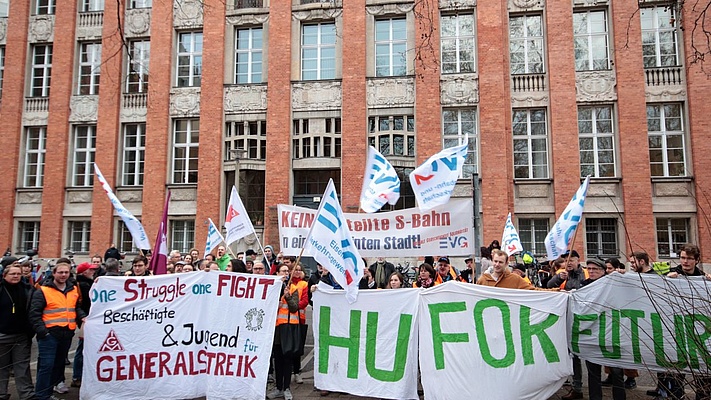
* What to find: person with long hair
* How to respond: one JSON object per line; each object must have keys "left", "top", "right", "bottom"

{"left": 268, "top": 264, "right": 300, "bottom": 400}
{"left": 413, "top": 263, "right": 436, "bottom": 288}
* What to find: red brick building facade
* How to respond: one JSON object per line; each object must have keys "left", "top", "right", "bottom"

{"left": 0, "top": 0, "right": 709, "bottom": 264}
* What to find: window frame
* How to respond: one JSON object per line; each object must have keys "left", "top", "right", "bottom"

{"left": 375, "top": 18, "right": 407, "bottom": 77}
{"left": 126, "top": 39, "right": 150, "bottom": 93}
{"left": 640, "top": 5, "right": 679, "bottom": 68}
{"left": 172, "top": 119, "right": 199, "bottom": 184}
{"left": 176, "top": 31, "right": 203, "bottom": 87}
{"left": 81, "top": 0, "right": 104, "bottom": 12}
{"left": 34, "top": 0, "right": 55, "bottom": 15}
{"left": 655, "top": 217, "right": 689, "bottom": 258}
{"left": 23, "top": 126, "right": 47, "bottom": 188}
{"left": 68, "top": 220, "right": 92, "bottom": 253}
{"left": 585, "top": 217, "right": 618, "bottom": 258}
{"left": 509, "top": 14, "right": 545, "bottom": 74}
{"left": 512, "top": 108, "right": 548, "bottom": 179}
{"left": 121, "top": 123, "right": 145, "bottom": 186}
{"left": 518, "top": 218, "right": 549, "bottom": 256}
{"left": 578, "top": 105, "right": 616, "bottom": 178}
{"left": 17, "top": 221, "right": 41, "bottom": 254}
{"left": 30, "top": 44, "right": 53, "bottom": 97}
{"left": 225, "top": 119, "right": 267, "bottom": 161}
{"left": 72, "top": 125, "right": 96, "bottom": 187}
{"left": 440, "top": 13, "right": 476, "bottom": 74}
{"left": 127, "top": 0, "right": 151, "bottom": 9}
{"left": 301, "top": 22, "right": 336, "bottom": 81}
{"left": 647, "top": 103, "right": 686, "bottom": 177}
{"left": 234, "top": 27, "right": 263, "bottom": 84}
{"left": 368, "top": 115, "right": 416, "bottom": 158}
{"left": 573, "top": 9, "right": 610, "bottom": 71}
{"left": 170, "top": 219, "right": 195, "bottom": 254}
{"left": 442, "top": 108, "right": 478, "bottom": 178}
{"left": 0, "top": 0, "right": 8, "bottom": 17}
{"left": 292, "top": 117, "right": 342, "bottom": 159}
{"left": 78, "top": 42, "right": 102, "bottom": 95}
{"left": 117, "top": 220, "right": 139, "bottom": 254}
{"left": 0, "top": 46, "right": 5, "bottom": 96}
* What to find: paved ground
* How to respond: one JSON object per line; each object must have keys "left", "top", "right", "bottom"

{"left": 7, "top": 309, "right": 678, "bottom": 399}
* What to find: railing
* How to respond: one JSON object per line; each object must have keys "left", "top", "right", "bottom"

{"left": 301, "top": 0, "right": 333, "bottom": 4}
{"left": 25, "top": 97, "right": 49, "bottom": 113}
{"left": 645, "top": 66, "right": 683, "bottom": 86}
{"left": 122, "top": 92, "right": 147, "bottom": 109}
{"left": 511, "top": 73, "right": 546, "bottom": 92}
{"left": 234, "top": 0, "right": 263, "bottom": 8}
{"left": 77, "top": 11, "right": 103, "bottom": 28}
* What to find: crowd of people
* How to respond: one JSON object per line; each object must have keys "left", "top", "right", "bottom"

{"left": 1, "top": 241, "right": 710, "bottom": 400}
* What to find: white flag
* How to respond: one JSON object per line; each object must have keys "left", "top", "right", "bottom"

{"left": 501, "top": 213, "right": 524, "bottom": 256}
{"left": 360, "top": 146, "right": 400, "bottom": 213}
{"left": 409, "top": 139, "right": 468, "bottom": 210}
{"left": 224, "top": 186, "right": 256, "bottom": 246}
{"left": 205, "top": 218, "right": 225, "bottom": 256}
{"left": 94, "top": 164, "right": 151, "bottom": 250}
{"left": 303, "top": 179, "right": 365, "bottom": 303}
{"left": 545, "top": 176, "right": 591, "bottom": 260}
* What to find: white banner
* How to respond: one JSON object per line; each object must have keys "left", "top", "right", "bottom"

{"left": 312, "top": 285, "right": 420, "bottom": 399}
{"left": 569, "top": 272, "right": 711, "bottom": 373}
{"left": 81, "top": 272, "right": 281, "bottom": 400}
{"left": 279, "top": 198, "right": 473, "bottom": 257}
{"left": 205, "top": 218, "right": 225, "bottom": 256}
{"left": 501, "top": 212, "right": 523, "bottom": 255}
{"left": 360, "top": 146, "right": 401, "bottom": 213}
{"left": 225, "top": 186, "right": 257, "bottom": 246}
{"left": 409, "top": 141, "right": 468, "bottom": 211}
{"left": 418, "top": 282, "right": 571, "bottom": 400}
{"left": 545, "top": 176, "right": 590, "bottom": 260}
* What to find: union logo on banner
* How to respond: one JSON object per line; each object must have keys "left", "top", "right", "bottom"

{"left": 226, "top": 206, "right": 239, "bottom": 222}
{"left": 98, "top": 330, "right": 125, "bottom": 352}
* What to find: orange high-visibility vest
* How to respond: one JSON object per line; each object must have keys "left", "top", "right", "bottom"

{"left": 559, "top": 268, "right": 590, "bottom": 290}
{"left": 276, "top": 284, "right": 301, "bottom": 326}
{"left": 293, "top": 280, "right": 308, "bottom": 324}
{"left": 40, "top": 285, "right": 79, "bottom": 330}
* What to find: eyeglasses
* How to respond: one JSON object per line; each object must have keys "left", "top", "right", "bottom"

{"left": 253, "top": 267, "right": 265, "bottom": 271}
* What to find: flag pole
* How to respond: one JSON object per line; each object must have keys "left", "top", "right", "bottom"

{"left": 564, "top": 224, "right": 581, "bottom": 267}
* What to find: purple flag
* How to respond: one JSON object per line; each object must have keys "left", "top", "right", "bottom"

{"left": 149, "top": 190, "right": 171, "bottom": 275}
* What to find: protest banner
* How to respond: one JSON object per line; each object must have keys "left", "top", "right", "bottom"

{"left": 569, "top": 272, "right": 711, "bottom": 373}
{"left": 501, "top": 212, "right": 523, "bottom": 255}
{"left": 360, "top": 145, "right": 400, "bottom": 213}
{"left": 410, "top": 141, "right": 468, "bottom": 210}
{"left": 312, "top": 285, "right": 420, "bottom": 399}
{"left": 418, "top": 282, "right": 571, "bottom": 400}
{"left": 279, "top": 198, "right": 473, "bottom": 257}
{"left": 81, "top": 272, "right": 281, "bottom": 400}
{"left": 544, "top": 176, "right": 590, "bottom": 260}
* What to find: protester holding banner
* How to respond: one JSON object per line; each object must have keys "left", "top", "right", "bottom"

{"left": 215, "top": 245, "right": 231, "bottom": 271}
{"left": 262, "top": 245, "right": 278, "bottom": 275}
{"left": 29, "top": 259, "right": 85, "bottom": 400}
{"left": 368, "top": 257, "right": 395, "bottom": 289}
{"left": 291, "top": 263, "right": 310, "bottom": 385}
{"left": 269, "top": 264, "right": 301, "bottom": 400}
{"left": 71, "top": 262, "right": 98, "bottom": 389}
{"left": 581, "top": 259, "right": 626, "bottom": 400}
{"left": 413, "top": 263, "right": 436, "bottom": 288}
{"left": 460, "top": 257, "right": 474, "bottom": 283}
{"left": 125, "top": 256, "right": 151, "bottom": 277}
{"left": 385, "top": 272, "right": 406, "bottom": 289}
{"left": 434, "top": 257, "right": 462, "bottom": 284}
{"left": 0, "top": 264, "right": 35, "bottom": 400}
{"left": 546, "top": 250, "right": 587, "bottom": 290}
{"left": 476, "top": 250, "right": 538, "bottom": 290}
{"left": 359, "top": 267, "right": 377, "bottom": 289}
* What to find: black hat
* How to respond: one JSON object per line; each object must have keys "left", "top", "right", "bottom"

{"left": 561, "top": 250, "right": 580, "bottom": 259}
{"left": 245, "top": 249, "right": 256, "bottom": 256}
{"left": 464, "top": 257, "right": 473, "bottom": 263}
{"left": 1, "top": 257, "right": 18, "bottom": 268}
{"left": 586, "top": 259, "right": 605, "bottom": 269}
{"left": 513, "top": 263, "right": 527, "bottom": 272}
{"left": 437, "top": 257, "right": 450, "bottom": 264}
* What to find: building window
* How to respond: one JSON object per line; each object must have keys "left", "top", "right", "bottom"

{"left": 585, "top": 218, "right": 618, "bottom": 257}
{"left": 518, "top": 218, "right": 549, "bottom": 256}
{"left": 17, "top": 221, "right": 41, "bottom": 253}
{"left": 442, "top": 108, "right": 477, "bottom": 178}
{"left": 294, "top": 169, "right": 340, "bottom": 196}
{"left": 368, "top": 115, "right": 415, "bottom": 157}
{"left": 0, "top": 0, "right": 8, "bottom": 17}
{"left": 375, "top": 18, "right": 407, "bottom": 77}
{"left": 128, "top": 0, "right": 150, "bottom": 8}
{"left": 126, "top": 40, "right": 150, "bottom": 93}
{"left": 380, "top": 167, "right": 416, "bottom": 211}
{"left": 78, "top": 42, "right": 102, "bottom": 95}
{"left": 301, "top": 22, "right": 336, "bottom": 80}
{"left": 440, "top": 14, "right": 475, "bottom": 74}
{"left": 509, "top": 14, "right": 544, "bottom": 74}
{"left": 0, "top": 46, "right": 5, "bottom": 97}
{"left": 30, "top": 45, "right": 52, "bottom": 97}
{"left": 235, "top": 27, "right": 263, "bottom": 84}
{"left": 68, "top": 221, "right": 91, "bottom": 253}
{"left": 641, "top": 6, "right": 678, "bottom": 68}
{"left": 292, "top": 118, "right": 341, "bottom": 159}
{"left": 72, "top": 125, "right": 96, "bottom": 187}
{"left": 239, "top": 170, "right": 265, "bottom": 226}
{"left": 235, "top": 0, "right": 262, "bottom": 8}
{"left": 81, "top": 0, "right": 103, "bottom": 12}
{"left": 573, "top": 10, "right": 609, "bottom": 71}
{"left": 35, "top": 0, "right": 55, "bottom": 15}
{"left": 647, "top": 103, "right": 686, "bottom": 177}
{"left": 172, "top": 119, "right": 199, "bottom": 184}
{"left": 578, "top": 105, "right": 615, "bottom": 178}
{"left": 656, "top": 218, "right": 689, "bottom": 258}
{"left": 512, "top": 109, "right": 548, "bottom": 179}
{"left": 23, "top": 126, "right": 47, "bottom": 187}
{"left": 176, "top": 32, "right": 202, "bottom": 87}
{"left": 121, "top": 123, "right": 145, "bottom": 186}
{"left": 170, "top": 220, "right": 195, "bottom": 254}
{"left": 225, "top": 120, "right": 266, "bottom": 161}
{"left": 117, "top": 220, "right": 138, "bottom": 254}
